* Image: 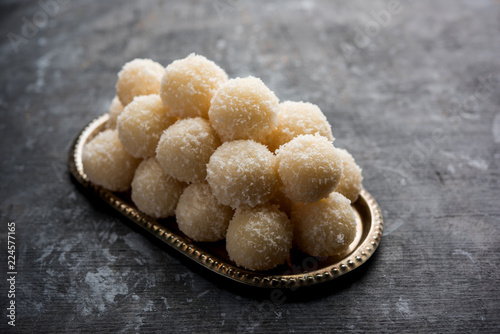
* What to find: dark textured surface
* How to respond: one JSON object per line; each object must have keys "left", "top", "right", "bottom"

{"left": 1, "top": 0, "right": 500, "bottom": 333}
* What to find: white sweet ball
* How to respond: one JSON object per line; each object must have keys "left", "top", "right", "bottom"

{"left": 292, "top": 192, "right": 357, "bottom": 257}
{"left": 208, "top": 77, "right": 279, "bottom": 142}
{"left": 160, "top": 53, "right": 228, "bottom": 119}
{"left": 176, "top": 182, "right": 234, "bottom": 242}
{"left": 206, "top": 140, "right": 279, "bottom": 208}
{"left": 131, "top": 158, "right": 186, "bottom": 218}
{"left": 276, "top": 134, "right": 343, "bottom": 203}
{"left": 265, "top": 101, "right": 334, "bottom": 152}
{"left": 334, "top": 148, "right": 363, "bottom": 202}
{"left": 226, "top": 204, "right": 292, "bottom": 271}
{"left": 116, "top": 58, "right": 165, "bottom": 106}
{"left": 156, "top": 117, "right": 220, "bottom": 183}
{"left": 106, "top": 96, "right": 124, "bottom": 130}
{"left": 82, "top": 129, "right": 141, "bottom": 192}
{"left": 117, "top": 95, "right": 177, "bottom": 159}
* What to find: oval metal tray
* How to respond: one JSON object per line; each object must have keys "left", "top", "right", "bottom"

{"left": 68, "top": 114, "right": 383, "bottom": 288}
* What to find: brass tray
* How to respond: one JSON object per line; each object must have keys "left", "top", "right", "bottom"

{"left": 69, "top": 114, "right": 383, "bottom": 288}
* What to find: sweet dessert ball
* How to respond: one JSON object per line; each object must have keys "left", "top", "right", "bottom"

{"left": 292, "top": 192, "right": 357, "bottom": 257}
{"left": 265, "top": 101, "right": 334, "bottom": 152}
{"left": 82, "top": 129, "right": 141, "bottom": 192}
{"left": 334, "top": 148, "right": 363, "bottom": 203}
{"left": 117, "top": 95, "right": 177, "bottom": 159}
{"left": 226, "top": 204, "right": 292, "bottom": 271}
{"left": 106, "top": 96, "right": 124, "bottom": 129}
{"left": 176, "top": 182, "right": 234, "bottom": 242}
{"left": 276, "top": 134, "right": 343, "bottom": 203}
{"left": 156, "top": 117, "right": 220, "bottom": 183}
{"left": 206, "top": 140, "right": 279, "bottom": 208}
{"left": 131, "top": 158, "right": 186, "bottom": 218}
{"left": 208, "top": 77, "right": 279, "bottom": 142}
{"left": 116, "top": 58, "right": 165, "bottom": 106}
{"left": 160, "top": 53, "right": 228, "bottom": 119}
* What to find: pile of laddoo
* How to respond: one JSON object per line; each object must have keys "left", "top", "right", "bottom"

{"left": 82, "top": 54, "right": 363, "bottom": 271}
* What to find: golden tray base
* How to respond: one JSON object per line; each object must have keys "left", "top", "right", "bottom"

{"left": 68, "top": 114, "right": 383, "bottom": 288}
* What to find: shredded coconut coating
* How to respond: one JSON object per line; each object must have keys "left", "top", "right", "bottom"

{"left": 131, "top": 158, "right": 186, "bottom": 218}
{"left": 156, "top": 117, "right": 221, "bottom": 183}
{"left": 226, "top": 204, "right": 292, "bottom": 271}
{"left": 82, "top": 129, "right": 141, "bottom": 192}
{"left": 334, "top": 148, "right": 363, "bottom": 203}
{"left": 265, "top": 101, "right": 334, "bottom": 152}
{"left": 176, "top": 182, "right": 234, "bottom": 242}
{"left": 160, "top": 53, "right": 228, "bottom": 119}
{"left": 208, "top": 77, "right": 279, "bottom": 142}
{"left": 292, "top": 192, "right": 357, "bottom": 257}
{"left": 106, "top": 96, "right": 124, "bottom": 129}
{"left": 276, "top": 134, "right": 343, "bottom": 203}
{"left": 116, "top": 58, "right": 165, "bottom": 106}
{"left": 117, "top": 95, "right": 177, "bottom": 159}
{"left": 206, "top": 140, "right": 279, "bottom": 208}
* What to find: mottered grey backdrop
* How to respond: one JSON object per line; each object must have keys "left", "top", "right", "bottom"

{"left": 1, "top": 0, "right": 499, "bottom": 333}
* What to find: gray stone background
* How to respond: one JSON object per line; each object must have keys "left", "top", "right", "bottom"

{"left": 1, "top": 0, "right": 499, "bottom": 333}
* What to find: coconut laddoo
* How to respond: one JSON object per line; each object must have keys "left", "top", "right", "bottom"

{"left": 334, "top": 148, "right": 363, "bottom": 203}
{"left": 265, "top": 101, "right": 334, "bottom": 152}
{"left": 206, "top": 140, "right": 279, "bottom": 208}
{"left": 131, "top": 158, "right": 186, "bottom": 218}
{"left": 276, "top": 134, "right": 343, "bottom": 203}
{"left": 176, "top": 182, "right": 234, "bottom": 242}
{"left": 117, "top": 94, "right": 177, "bottom": 159}
{"left": 208, "top": 76, "right": 279, "bottom": 142}
{"left": 160, "top": 53, "right": 228, "bottom": 119}
{"left": 106, "top": 96, "right": 124, "bottom": 129}
{"left": 226, "top": 204, "right": 292, "bottom": 271}
{"left": 292, "top": 192, "right": 357, "bottom": 257}
{"left": 116, "top": 58, "right": 165, "bottom": 106}
{"left": 83, "top": 54, "right": 368, "bottom": 272}
{"left": 82, "top": 129, "right": 141, "bottom": 192}
{"left": 156, "top": 117, "right": 220, "bottom": 183}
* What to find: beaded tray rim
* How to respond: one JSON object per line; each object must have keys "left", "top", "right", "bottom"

{"left": 68, "top": 114, "right": 384, "bottom": 288}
